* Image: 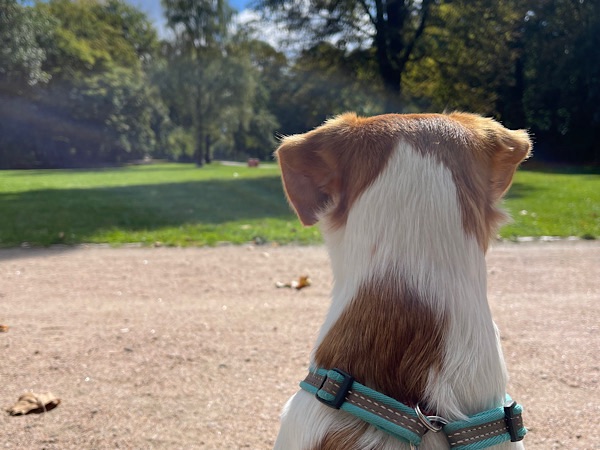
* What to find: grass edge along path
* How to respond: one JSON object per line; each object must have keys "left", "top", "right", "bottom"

{"left": 0, "top": 162, "right": 598, "bottom": 248}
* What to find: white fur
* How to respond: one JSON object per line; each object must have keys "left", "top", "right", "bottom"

{"left": 274, "top": 142, "right": 524, "bottom": 449}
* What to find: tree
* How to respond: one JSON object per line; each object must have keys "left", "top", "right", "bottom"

{"left": 68, "top": 68, "right": 170, "bottom": 163}
{"left": 258, "top": 0, "right": 435, "bottom": 111}
{"left": 35, "top": 0, "right": 160, "bottom": 82}
{"left": 271, "top": 42, "right": 385, "bottom": 132}
{"left": 161, "top": 0, "right": 235, "bottom": 165}
{"left": 163, "top": 0, "right": 232, "bottom": 58}
{"left": 403, "top": 0, "right": 527, "bottom": 116}
{"left": 521, "top": 0, "right": 600, "bottom": 162}
{"left": 0, "top": 0, "right": 168, "bottom": 168}
{"left": 224, "top": 35, "right": 280, "bottom": 160}
{"left": 0, "top": 0, "right": 52, "bottom": 92}
{"left": 160, "top": 0, "right": 281, "bottom": 164}
{"left": 98, "top": 0, "right": 160, "bottom": 67}
{"left": 0, "top": 1, "right": 53, "bottom": 168}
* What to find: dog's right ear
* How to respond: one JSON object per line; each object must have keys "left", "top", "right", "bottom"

{"left": 275, "top": 135, "right": 338, "bottom": 226}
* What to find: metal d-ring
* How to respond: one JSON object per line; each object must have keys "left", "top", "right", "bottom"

{"left": 414, "top": 404, "right": 449, "bottom": 433}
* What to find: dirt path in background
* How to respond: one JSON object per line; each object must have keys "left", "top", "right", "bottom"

{"left": 0, "top": 242, "right": 598, "bottom": 449}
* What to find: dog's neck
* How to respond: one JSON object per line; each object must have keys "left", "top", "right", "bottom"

{"left": 311, "top": 144, "right": 508, "bottom": 420}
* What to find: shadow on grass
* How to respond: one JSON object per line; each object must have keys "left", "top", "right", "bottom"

{"left": 1, "top": 163, "right": 278, "bottom": 177}
{"left": 519, "top": 162, "right": 600, "bottom": 175}
{"left": 504, "top": 181, "right": 541, "bottom": 200}
{"left": 0, "top": 175, "right": 297, "bottom": 248}
{"left": 1, "top": 164, "right": 195, "bottom": 176}
{"left": 506, "top": 162, "right": 599, "bottom": 199}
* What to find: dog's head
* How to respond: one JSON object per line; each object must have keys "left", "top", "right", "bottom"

{"left": 275, "top": 112, "right": 531, "bottom": 251}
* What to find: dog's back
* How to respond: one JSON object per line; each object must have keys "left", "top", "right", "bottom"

{"left": 274, "top": 113, "right": 531, "bottom": 450}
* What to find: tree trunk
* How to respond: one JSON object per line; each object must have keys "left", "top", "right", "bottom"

{"left": 195, "top": 128, "right": 204, "bottom": 167}
{"left": 373, "top": 0, "right": 402, "bottom": 112}
{"left": 374, "top": 31, "right": 402, "bottom": 112}
{"left": 496, "top": 35, "right": 526, "bottom": 129}
{"left": 204, "top": 134, "right": 212, "bottom": 164}
{"left": 371, "top": 0, "right": 433, "bottom": 112}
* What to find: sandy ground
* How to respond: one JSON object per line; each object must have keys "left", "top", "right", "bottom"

{"left": 0, "top": 241, "right": 598, "bottom": 450}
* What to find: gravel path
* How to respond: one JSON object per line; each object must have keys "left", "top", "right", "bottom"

{"left": 1, "top": 241, "right": 598, "bottom": 449}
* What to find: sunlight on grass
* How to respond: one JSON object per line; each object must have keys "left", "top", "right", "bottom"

{"left": 0, "top": 163, "right": 597, "bottom": 247}
{"left": 501, "top": 169, "right": 599, "bottom": 239}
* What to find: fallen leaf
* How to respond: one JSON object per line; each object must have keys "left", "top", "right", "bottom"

{"left": 0, "top": 324, "right": 8, "bottom": 332}
{"left": 275, "top": 275, "right": 311, "bottom": 290}
{"left": 6, "top": 392, "right": 61, "bottom": 416}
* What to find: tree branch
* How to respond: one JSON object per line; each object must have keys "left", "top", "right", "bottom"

{"left": 357, "top": 0, "right": 376, "bottom": 27}
{"left": 399, "top": 0, "right": 432, "bottom": 69}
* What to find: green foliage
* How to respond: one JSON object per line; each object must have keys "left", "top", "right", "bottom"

{"left": 405, "top": 0, "right": 525, "bottom": 115}
{"left": 160, "top": 0, "right": 237, "bottom": 164}
{"left": 258, "top": 0, "right": 435, "bottom": 110}
{"left": 521, "top": 0, "right": 600, "bottom": 162}
{"left": 226, "top": 37, "right": 284, "bottom": 157}
{"left": 280, "top": 43, "right": 385, "bottom": 131}
{"left": 221, "top": 36, "right": 280, "bottom": 160}
{"left": 0, "top": 0, "right": 167, "bottom": 169}
{"left": 1, "top": 0, "right": 598, "bottom": 169}
{"left": 157, "top": 1, "right": 283, "bottom": 164}
{"left": 259, "top": 0, "right": 599, "bottom": 162}
{"left": 67, "top": 68, "right": 171, "bottom": 161}
{"left": 0, "top": 0, "right": 52, "bottom": 90}
{"left": 36, "top": 0, "right": 159, "bottom": 80}
{"left": 166, "top": 127, "right": 196, "bottom": 161}
{"left": 162, "top": 0, "right": 233, "bottom": 56}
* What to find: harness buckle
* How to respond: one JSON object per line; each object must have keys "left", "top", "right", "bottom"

{"left": 504, "top": 400, "right": 524, "bottom": 442}
{"left": 316, "top": 368, "right": 354, "bottom": 409}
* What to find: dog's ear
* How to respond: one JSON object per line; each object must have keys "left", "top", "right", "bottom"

{"left": 275, "top": 135, "right": 338, "bottom": 226}
{"left": 489, "top": 128, "right": 531, "bottom": 202}
{"left": 275, "top": 113, "right": 397, "bottom": 227}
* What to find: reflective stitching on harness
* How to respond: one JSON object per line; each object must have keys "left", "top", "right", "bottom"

{"left": 350, "top": 390, "right": 422, "bottom": 434}
{"left": 448, "top": 419, "right": 505, "bottom": 438}
{"left": 302, "top": 368, "right": 526, "bottom": 449}
{"left": 453, "top": 428, "right": 505, "bottom": 445}
{"left": 326, "top": 380, "right": 422, "bottom": 434}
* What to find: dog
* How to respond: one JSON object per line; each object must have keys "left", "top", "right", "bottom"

{"left": 273, "top": 112, "right": 531, "bottom": 450}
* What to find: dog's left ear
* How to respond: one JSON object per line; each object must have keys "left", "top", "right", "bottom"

{"left": 275, "top": 136, "right": 339, "bottom": 226}
{"left": 489, "top": 128, "right": 532, "bottom": 202}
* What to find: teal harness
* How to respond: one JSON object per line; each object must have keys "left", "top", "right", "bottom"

{"left": 300, "top": 367, "right": 526, "bottom": 449}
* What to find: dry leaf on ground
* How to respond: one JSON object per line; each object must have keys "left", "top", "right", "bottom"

{"left": 6, "top": 392, "right": 61, "bottom": 416}
{"left": 0, "top": 324, "right": 8, "bottom": 332}
{"left": 275, "top": 275, "right": 311, "bottom": 290}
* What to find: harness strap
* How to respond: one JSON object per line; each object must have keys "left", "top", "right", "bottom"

{"left": 300, "top": 367, "right": 527, "bottom": 449}
{"left": 300, "top": 368, "right": 428, "bottom": 446}
{"left": 444, "top": 399, "right": 526, "bottom": 449}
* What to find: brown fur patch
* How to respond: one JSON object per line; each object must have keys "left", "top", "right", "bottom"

{"left": 314, "top": 275, "right": 447, "bottom": 408}
{"left": 307, "top": 422, "right": 373, "bottom": 450}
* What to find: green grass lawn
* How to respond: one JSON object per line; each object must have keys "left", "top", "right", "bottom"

{"left": 0, "top": 162, "right": 597, "bottom": 248}
{"left": 0, "top": 163, "right": 320, "bottom": 247}
{"left": 501, "top": 167, "right": 599, "bottom": 240}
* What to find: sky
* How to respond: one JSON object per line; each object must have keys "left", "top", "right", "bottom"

{"left": 126, "top": 0, "right": 282, "bottom": 47}
{"left": 129, "top": 0, "right": 253, "bottom": 30}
